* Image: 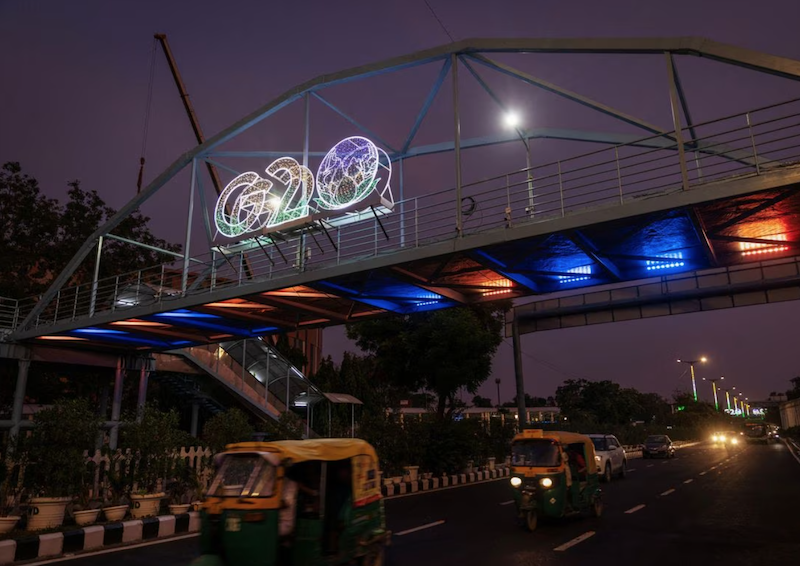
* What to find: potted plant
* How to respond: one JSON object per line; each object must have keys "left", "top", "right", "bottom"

{"left": 23, "top": 399, "right": 100, "bottom": 531}
{"left": 166, "top": 459, "right": 193, "bottom": 515}
{"left": 71, "top": 462, "right": 101, "bottom": 526}
{"left": 102, "top": 450, "right": 132, "bottom": 522}
{"left": 121, "top": 407, "right": 182, "bottom": 519}
{"left": 0, "top": 459, "right": 22, "bottom": 535}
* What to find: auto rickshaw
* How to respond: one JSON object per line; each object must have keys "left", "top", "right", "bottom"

{"left": 509, "top": 429, "right": 602, "bottom": 531}
{"left": 191, "top": 438, "right": 390, "bottom": 566}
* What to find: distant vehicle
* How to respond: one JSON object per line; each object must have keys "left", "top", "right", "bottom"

{"left": 744, "top": 422, "right": 780, "bottom": 444}
{"left": 711, "top": 431, "right": 743, "bottom": 445}
{"left": 642, "top": 435, "right": 675, "bottom": 459}
{"left": 587, "top": 434, "right": 627, "bottom": 483}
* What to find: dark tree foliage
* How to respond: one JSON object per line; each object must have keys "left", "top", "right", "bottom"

{"left": 0, "top": 162, "right": 180, "bottom": 298}
{"left": 346, "top": 302, "right": 509, "bottom": 419}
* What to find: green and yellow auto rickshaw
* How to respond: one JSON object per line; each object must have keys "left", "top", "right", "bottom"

{"left": 192, "top": 438, "right": 390, "bottom": 566}
{"left": 509, "top": 429, "right": 602, "bottom": 532}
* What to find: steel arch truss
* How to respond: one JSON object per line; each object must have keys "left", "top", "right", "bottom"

{"left": 9, "top": 37, "right": 800, "bottom": 350}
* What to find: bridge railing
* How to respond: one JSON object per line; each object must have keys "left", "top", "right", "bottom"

{"left": 8, "top": 97, "right": 800, "bottom": 334}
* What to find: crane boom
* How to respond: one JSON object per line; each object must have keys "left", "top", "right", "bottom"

{"left": 154, "top": 33, "right": 224, "bottom": 196}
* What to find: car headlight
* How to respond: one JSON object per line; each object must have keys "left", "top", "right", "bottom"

{"left": 712, "top": 435, "right": 718, "bottom": 442}
{"left": 719, "top": 436, "right": 726, "bottom": 442}
{"left": 510, "top": 476, "right": 522, "bottom": 488}
{"left": 540, "top": 477, "right": 553, "bottom": 488}
{"left": 595, "top": 455, "right": 601, "bottom": 464}
{"left": 731, "top": 438, "right": 738, "bottom": 444}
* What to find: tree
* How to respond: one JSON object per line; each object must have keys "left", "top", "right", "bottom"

{"left": 555, "top": 379, "right": 648, "bottom": 425}
{"left": 202, "top": 408, "right": 255, "bottom": 452}
{"left": 347, "top": 302, "right": 509, "bottom": 419}
{"left": 502, "top": 393, "right": 547, "bottom": 408}
{"left": 0, "top": 162, "right": 180, "bottom": 298}
{"left": 787, "top": 376, "right": 800, "bottom": 400}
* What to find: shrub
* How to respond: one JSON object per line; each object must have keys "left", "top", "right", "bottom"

{"left": 202, "top": 409, "right": 254, "bottom": 452}
{"left": 23, "top": 398, "right": 100, "bottom": 498}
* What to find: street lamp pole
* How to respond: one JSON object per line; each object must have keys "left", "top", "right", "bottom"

{"left": 677, "top": 357, "right": 708, "bottom": 402}
{"left": 503, "top": 111, "right": 534, "bottom": 216}
{"left": 495, "top": 378, "right": 502, "bottom": 408}
{"left": 703, "top": 376, "right": 724, "bottom": 411}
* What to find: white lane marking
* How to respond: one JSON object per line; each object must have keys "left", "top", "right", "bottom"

{"left": 699, "top": 471, "right": 707, "bottom": 476}
{"left": 395, "top": 520, "right": 446, "bottom": 536}
{"left": 625, "top": 504, "right": 646, "bottom": 514}
{"left": 554, "top": 531, "right": 596, "bottom": 552}
{"left": 660, "top": 488, "right": 676, "bottom": 496}
{"left": 661, "top": 461, "right": 669, "bottom": 465}
{"left": 646, "top": 464, "right": 654, "bottom": 468}
{"left": 26, "top": 534, "right": 200, "bottom": 564}
{"left": 627, "top": 469, "right": 637, "bottom": 472}
{"left": 683, "top": 479, "right": 694, "bottom": 484}
{"left": 500, "top": 500, "right": 515, "bottom": 506}
{"left": 710, "top": 466, "right": 717, "bottom": 470}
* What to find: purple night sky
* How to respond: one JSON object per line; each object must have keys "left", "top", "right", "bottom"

{"left": 2, "top": 0, "right": 800, "bottom": 404}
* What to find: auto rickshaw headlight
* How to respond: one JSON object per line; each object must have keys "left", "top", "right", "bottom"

{"left": 731, "top": 438, "right": 738, "bottom": 445}
{"left": 510, "top": 476, "right": 522, "bottom": 488}
{"left": 711, "top": 435, "right": 718, "bottom": 442}
{"left": 540, "top": 477, "right": 553, "bottom": 488}
{"left": 719, "top": 435, "right": 726, "bottom": 442}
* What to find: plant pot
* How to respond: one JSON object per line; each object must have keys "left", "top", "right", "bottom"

{"left": 130, "top": 493, "right": 164, "bottom": 519}
{"left": 168, "top": 503, "right": 191, "bottom": 515}
{"left": 191, "top": 501, "right": 203, "bottom": 512}
{"left": 103, "top": 505, "right": 129, "bottom": 522}
{"left": 403, "top": 466, "right": 420, "bottom": 482}
{"left": 0, "top": 516, "right": 20, "bottom": 535}
{"left": 487, "top": 457, "right": 496, "bottom": 471}
{"left": 73, "top": 508, "right": 101, "bottom": 526}
{"left": 26, "top": 497, "right": 71, "bottom": 531}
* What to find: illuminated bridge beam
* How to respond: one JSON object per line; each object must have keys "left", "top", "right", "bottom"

{"left": 509, "top": 256, "right": 800, "bottom": 335}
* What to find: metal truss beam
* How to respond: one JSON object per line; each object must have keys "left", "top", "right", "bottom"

{"left": 687, "top": 208, "right": 719, "bottom": 267}
{"left": 195, "top": 305, "right": 291, "bottom": 330}
{"left": 249, "top": 294, "right": 350, "bottom": 322}
{"left": 311, "top": 92, "right": 398, "bottom": 153}
{"left": 402, "top": 58, "right": 452, "bottom": 154}
{"left": 389, "top": 266, "right": 470, "bottom": 303}
{"left": 471, "top": 250, "right": 541, "bottom": 292}
{"left": 709, "top": 188, "right": 798, "bottom": 233}
{"left": 567, "top": 230, "right": 623, "bottom": 280}
{"left": 708, "top": 234, "right": 800, "bottom": 248}
{"left": 467, "top": 54, "right": 666, "bottom": 136}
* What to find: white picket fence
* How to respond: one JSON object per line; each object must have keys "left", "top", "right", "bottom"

{"left": 82, "top": 446, "right": 216, "bottom": 497}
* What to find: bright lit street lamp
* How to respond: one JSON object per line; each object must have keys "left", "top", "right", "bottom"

{"left": 677, "top": 357, "right": 708, "bottom": 402}
{"left": 703, "top": 376, "right": 724, "bottom": 411}
{"left": 503, "top": 110, "right": 534, "bottom": 216}
{"left": 720, "top": 386, "right": 735, "bottom": 411}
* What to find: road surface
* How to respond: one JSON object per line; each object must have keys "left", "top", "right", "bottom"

{"left": 41, "top": 442, "right": 800, "bottom": 566}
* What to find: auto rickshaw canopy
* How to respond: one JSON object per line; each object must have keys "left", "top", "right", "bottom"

{"left": 221, "top": 438, "right": 379, "bottom": 465}
{"left": 512, "top": 429, "right": 598, "bottom": 475}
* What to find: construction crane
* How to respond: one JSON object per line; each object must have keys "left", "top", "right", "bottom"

{"left": 138, "top": 33, "right": 253, "bottom": 279}
{"left": 153, "top": 33, "right": 225, "bottom": 196}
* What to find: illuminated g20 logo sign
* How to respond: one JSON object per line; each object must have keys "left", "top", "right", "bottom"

{"left": 214, "top": 137, "right": 392, "bottom": 239}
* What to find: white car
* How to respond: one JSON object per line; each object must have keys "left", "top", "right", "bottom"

{"left": 588, "top": 434, "right": 627, "bottom": 483}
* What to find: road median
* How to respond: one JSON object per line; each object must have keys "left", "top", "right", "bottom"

{"left": 0, "top": 513, "right": 200, "bottom": 565}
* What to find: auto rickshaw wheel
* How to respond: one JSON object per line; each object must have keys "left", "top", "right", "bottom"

{"left": 591, "top": 497, "right": 603, "bottom": 518}
{"left": 525, "top": 510, "right": 538, "bottom": 532}
{"left": 602, "top": 463, "right": 612, "bottom": 483}
{"left": 360, "top": 546, "right": 385, "bottom": 566}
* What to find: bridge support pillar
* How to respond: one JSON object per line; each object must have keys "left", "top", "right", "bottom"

{"left": 9, "top": 357, "right": 31, "bottom": 441}
{"left": 190, "top": 402, "right": 199, "bottom": 437}
{"left": 511, "top": 308, "right": 527, "bottom": 429}
{"left": 136, "top": 364, "right": 149, "bottom": 421}
{"left": 109, "top": 357, "right": 124, "bottom": 450}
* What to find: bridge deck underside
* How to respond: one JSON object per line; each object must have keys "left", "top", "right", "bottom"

{"left": 22, "top": 181, "right": 800, "bottom": 352}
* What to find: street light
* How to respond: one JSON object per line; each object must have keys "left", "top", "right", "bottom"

{"left": 703, "top": 376, "right": 724, "bottom": 411}
{"left": 720, "top": 386, "right": 735, "bottom": 411}
{"left": 733, "top": 395, "right": 739, "bottom": 414}
{"left": 503, "top": 110, "right": 534, "bottom": 216}
{"left": 677, "top": 357, "right": 708, "bottom": 402}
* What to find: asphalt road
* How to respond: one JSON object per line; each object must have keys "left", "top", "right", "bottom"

{"left": 40, "top": 442, "right": 800, "bottom": 566}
